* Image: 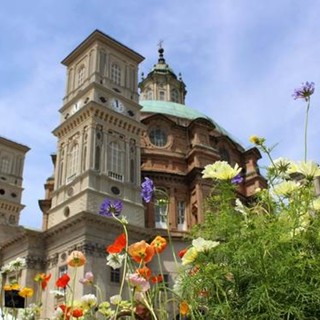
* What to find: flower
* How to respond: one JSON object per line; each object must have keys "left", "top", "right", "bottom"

{"left": 180, "top": 300, "right": 189, "bottom": 316}
{"left": 181, "top": 247, "right": 198, "bottom": 266}
{"left": 110, "top": 294, "right": 122, "bottom": 305}
{"left": 34, "top": 273, "right": 51, "bottom": 290}
{"left": 202, "top": 161, "right": 242, "bottom": 180}
{"left": 231, "top": 174, "right": 243, "bottom": 184}
{"left": 19, "top": 287, "right": 34, "bottom": 298}
{"left": 192, "top": 237, "right": 220, "bottom": 252}
{"left": 178, "top": 248, "right": 188, "bottom": 259}
{"left": 106, "top": 233, "right": 127, "bottom": 254}
{"left": 67, "top": 250, "right": 86, "bottom": 267}
{"left": 150, "top": 274, "right": 163, "bottom": 284}
{"left": 150, "top": 235, "right": 167, "bottom": 253}
{"left": 292, "top": 81, "right": 315, "bottom": 101}
{"left": 99, "top": 198, "right": 123, "bottom": 217}
{"left": 128, "top": 240, "right": 155, "bottom": 263}
{"left": 136, "top": 266, "right": 152, "bottom": 280}
{"left": 81, "top": 293, "right": 98, "bottom": 309}
{"left": 106, "top": 253, "right": 125, "bottom": 269}
{"left": 273, "top": 181, "right": 300, "bottom": 196}
{"left": 56, "top": 273, "right": 70, "bottom": 288}
{"left": 249, "top": 135, "right": 266, "bottom": 146}
{"left": 72, "top": 308, "right": 84, "bottom": 318}
{"left": 288, "top": 160, "right": 320, "bottom": 180}
{"left": 128, "top": 273, "right": 150, "bottom": 292}
{"left": 2, "top": 257, "right": 26, "bottom": 274}
{"left": 79, "top": 271, "right": 94, "bottom": 285}
{"left": 268, "top": 157, "right": 292, "bottom": 178}
{"left": 141, "top": 177, "right": 154, "bottom": 203}
{"left": 3, "top": 283, "right": 20, "bottom": 291}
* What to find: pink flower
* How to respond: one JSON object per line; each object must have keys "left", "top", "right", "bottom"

{"left": 128, "top": 273, "right": 150, "bottom": 292}
{"left": 79, "top": 271, "right": 94, "bottom": 285}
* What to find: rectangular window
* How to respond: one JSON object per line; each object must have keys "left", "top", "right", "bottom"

{"left": 177, "top": 201, "right": 186, "bottom": 231}
{"left": 110, "top": 267, "right": 121, "bottom": 283}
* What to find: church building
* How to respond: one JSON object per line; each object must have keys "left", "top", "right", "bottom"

{"left": 0, "top": 30, "right": 266, "bottom": 318}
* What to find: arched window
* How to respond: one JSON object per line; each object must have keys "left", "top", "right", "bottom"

{"left": 108, "top": 141, "right": 123, "bottom": 181}
{"left": 68, "top": 144, "right": 79, "bottom": 178}
{"left": 155, "top": 189, "right": 169, "bottom": 229}
{"left": 77, "top": 65, "right": 86, "bottom": 87}
{"left": 159, "top": 91, "right": 165, "bottom": 100}
{"left": 0, "top": 157, "right": 10, "bottom": 174}
{"left": 171, "top": 89, "right": 179, "bottom": 103}
{"left": 146, "top": 89, "right": 153, "bottom": 100}
{"left": 111, "top": 63, "right": 121, "bottom": 85}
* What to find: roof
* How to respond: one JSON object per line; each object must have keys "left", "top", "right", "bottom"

{"left": 140, "top": 100, "right": 241, "bottom": 142}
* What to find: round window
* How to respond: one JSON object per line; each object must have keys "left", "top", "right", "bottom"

{"left": 149, "top": 128, "right": 167, "bottom": 147}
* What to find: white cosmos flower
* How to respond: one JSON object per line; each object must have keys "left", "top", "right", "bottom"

{"left": 202, "top": 161, "right": 242, "bottom": 180}
{"left": 273, "top": 181, "right": 300, "bottom": 196}
{"left": 288, "top": 161, "right": 320, "bottom": 180}
{"left": 192, "top": 237, "right": 220, "bottom": 252}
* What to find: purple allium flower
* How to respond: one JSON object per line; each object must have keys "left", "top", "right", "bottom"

{"left": 292, "top": 81, "right": 315, "bottom": 101}
{"left": 231, "top": 174, "right": 243, "bottom": 185}
{"left": 141, "top": 177, "right": 154, "bottom": 203}
{"left": 99, "top": 199, "right": 123, "bottom": 217}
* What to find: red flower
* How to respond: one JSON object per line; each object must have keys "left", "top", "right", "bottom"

{"left": 106, "top": 233, "right": 127, "bottom": 254}
{"left": 56, "top": 273, "right": 70, "bottom": 288}
{"left": 72, "top": 308, "right": 84, "bottom": 318}
{"left": 178, "top": 248, "right": 188, "bottom": 259}
{"left": 58, "top": 304, "right": 70, "bottom": 320}
{"left": 151, "top": 274, "right": 163, "bottom": 284}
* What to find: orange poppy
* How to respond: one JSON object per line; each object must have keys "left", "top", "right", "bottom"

{"left": 136, "top": 266, "right": 152, "bottom": 280}
{"left": 180, "top": 300, "right": 189, "bottom": 315}
{"left": 128, "top": 240, "right": 155, "bottom": 263}
{"left": 34, "top": 273, "right": 51, "bottom": 290}
{"left": 150, "top": 236, "right": 167, "bottom": 254}
{"left": 106, "top": 233, "right": 127, "bottom": 254}
{"left": 67, "top": 251, "right": 86, "bottom": 267}
{"left": 150, "top": 274, "right": 163, "bottom": 284}
{"left": 56, "top": 273, "right": 70, "bottom": 288}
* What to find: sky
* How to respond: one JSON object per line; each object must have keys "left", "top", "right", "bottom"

{"left": 1, "top": 0, "right": 320, "bottom": 229}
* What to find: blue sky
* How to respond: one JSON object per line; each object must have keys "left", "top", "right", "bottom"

{"left": 1, "top": 0, "right": 320, "bottom": 229}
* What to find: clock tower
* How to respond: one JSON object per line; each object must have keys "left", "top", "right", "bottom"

{"left": 46, "top": 30, "right": 145, "bottom": 229}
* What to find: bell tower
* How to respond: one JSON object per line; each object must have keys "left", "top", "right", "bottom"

{"left": 47, "top": 30, "right": 145, "bottom": 229}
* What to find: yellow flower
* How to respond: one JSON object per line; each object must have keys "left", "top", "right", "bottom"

{"left": 3, "top": 283, "right": 20, "bottom": 291}
{"left": 311, "top": 198, "right": 320, "bottom": 211}
{"left": 181, "top": 247, "right": 198, "bottom": 266}
{"left": 202, "top": 161, "right": 242, "bottom": 180}
{"left": 288, "top": 161, "right": 320, "bottom": 180}
{"left": 19, "top": 287, "right": 34, "bottom": 298}
{"left": 249, "top": 135, "right": 265, "bottom": 145}
{"left": 273, "top": 181, "right": 300, "bottom": 196}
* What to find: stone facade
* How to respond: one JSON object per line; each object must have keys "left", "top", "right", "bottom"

{"left": 0, "top": 30, "right": 267, "bottom": 318}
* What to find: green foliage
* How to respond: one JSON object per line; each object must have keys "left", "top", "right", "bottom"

{"left": 179, "top": 163, "right": 320, "bottom": 319}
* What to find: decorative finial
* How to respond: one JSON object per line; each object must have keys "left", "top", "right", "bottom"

{"left": 157, "top": 39, "right": 165, "bottom": 64}
{"left": 141, "top": 72, "right": 144, "bottom": 80}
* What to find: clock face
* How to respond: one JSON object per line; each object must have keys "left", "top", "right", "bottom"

{"left": 111, "top": 98, "right": 124, "bottom": 113}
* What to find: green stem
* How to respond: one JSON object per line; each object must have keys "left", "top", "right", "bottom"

{"left": 304, "top": 99, "right": 310, "bottom": 162}
{"left": 112, "top": 215, "right": 129, "bottom": 318}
